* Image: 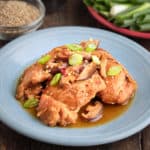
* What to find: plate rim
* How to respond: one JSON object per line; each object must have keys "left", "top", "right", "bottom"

{"left": 0, "top": 26, "right": 150, "bottom": 146}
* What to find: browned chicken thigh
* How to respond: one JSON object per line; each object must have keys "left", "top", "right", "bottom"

{"left": 16, "top": 63, "right": 50, "bottom": 100}
{"left": 93, "top": 49, "right": 137, "bottom": 104}
{"left": 37, "top": 72, "right": 105, "bottom": 126}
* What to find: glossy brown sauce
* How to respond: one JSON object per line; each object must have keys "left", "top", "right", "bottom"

{"left": 69, "top": 99, "right": 133, "bottom": 128}
{"left": 21, "top": 98, "right": 133, "bottom": 128}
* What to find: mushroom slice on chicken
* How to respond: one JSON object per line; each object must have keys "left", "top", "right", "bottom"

{"left": 77, "top": 62, "right": 97, "bottom": 81}
{"left": 81, "top": 101, "right": 103, "bottom": 122}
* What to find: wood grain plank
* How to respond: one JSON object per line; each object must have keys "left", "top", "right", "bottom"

{"left": 108, "top": 133, "right": 142, "bottom": 150}
{"left": 0, "top": 40, "right": 8, "bottom": 48}
{"left": 30, "top": 139, "right": 107, "bottom": 150}
{"left": 135, "top": 39, "right": 150, "bottom": 51}
{"left": 0, "top": 123, "right": 30, "bottom": 150}
{"left": 142, "top": 126, "right": 150, "bottom": 150}
{"left": 42, "top": 0, "right": 96, "bottom": 28}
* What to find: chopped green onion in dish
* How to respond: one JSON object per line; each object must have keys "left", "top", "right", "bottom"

{"left": 23, "top": 98, "right": 39, "bottom": 108}
{"left": 38, "top": 54, "right": 51, "bottom": 65}
{"left": 143, "top": 14, "right": 150, "bottom": 24}
{"left": 66, "top": 44, "right": 83, "bottom": 51}
{"left": 69, "top": 53, "right": 83, "bottom": 66}
{"left": 86, "top": 43, "right": 97, "bottom": 52}
{"left": 50, "top": 73, "right": 62, "bottom": 86}
{"left": 84, "top": 0, "right": 150, "bottom": 31}
{"left": 115, "top": 3, "right": 150, "bottom": 21}
{"left": 139, "top": 23, "right": 150, "bottom": 31}
{"left": 107, "top": 65, "right": 122, "bottom": 76}
{"left": 92, "top": 55, "right": 101, "bottom": 65}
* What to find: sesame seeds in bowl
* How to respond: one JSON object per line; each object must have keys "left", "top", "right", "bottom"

{"left": 0, "top": 0, "right": 45, "bottom": 40}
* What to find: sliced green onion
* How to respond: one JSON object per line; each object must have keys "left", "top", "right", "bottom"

{"left": 38, "top": 55, "right": 51, "bottom": 65}
{"left": 133, "top": 8, "right": 150, "bottom": 19}
{"left": 92, "top": 55, "right": 101, "bottom": 65}
{"left": 107, "top": 65, "right": 122, "bottom": 76}
{"left": 86, "top": 43, "right": 97, "bottom": 52}
{"left": 84, "top": 0, "right": 150, "bottom": 32}
{"left": 139, "top": 23, "right": 150, "bottom": 31}
{"left": 66, "top": 44, "right": 83, "bottom": 51}
{"left": 99, "top": 11, "right": 110, "bottom": 18}
{"left": 23, "top": 98, "right": 39, "bottom": 108}
{"left": 143, "top": 14, "right": 150, "bottom": 24}
{"left": 122, "top": 18, "right": 135, "bottom": 27}
{"left": 130, "top": 24, "right": 139, "bottom": 31}
{"left": 136, "top": 15, "right": 145, "bottom": 24}
{"left": 50, "top": 73, "right": 62, "bottom": 86}
{"left": 114, "top": 19, "right": 124, "bottom": 26}
{"left": 69, "top": 54, "right": 83, "bottom": 66}
{"left": 116, "top": 3, "right": 150, "bottom": 21}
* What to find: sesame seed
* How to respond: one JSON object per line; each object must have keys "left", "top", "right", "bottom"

{"left": 0, "top": 1, "right": 40, "bottom": 27}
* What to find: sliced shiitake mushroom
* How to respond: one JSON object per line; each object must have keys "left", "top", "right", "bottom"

{"left": 77, "top": 63, "right": 97, "bottom": 81}
{"left": 100, "top": 57, "right": 107, "bottom": 78}
{"left": 81, "top": 101, "right": 103, "bottom": 122}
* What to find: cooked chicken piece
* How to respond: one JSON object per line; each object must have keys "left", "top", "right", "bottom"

{"left": 98, "top": 74, "right": 136, "bottom": 105}
{"left": 37, "top": 72, "right": 106, "bottom": 126}
{"left": 49, "top": 46, "right": 72, "bottom": 61}
{"left": 49, "top": 45, "right": 92, "bottom": 62}
{"left": 24, "top": 84, "right": 42, "bottom": 99}
{"left": 81, "top": 101, "right": 103, "bottom": 122}
{"left": 97, "top": 57, "right": 137, "bottom": 105}
{"left": 37, "top": 94, "right": 78, "bottom": 126}
{"left": 92, "top": 48, "right": 114, "bottom": 59}
{"left": 16, "top": 63, "right": 50, "bottom": 100}
{"left": 60, "top": 65, "right": 83, "bottom": 85}
{"left": 90, "top": 48, "right": 137, "bottom": 105}
{"left": 45, "top": 62, "right": 68, "bottom": 74}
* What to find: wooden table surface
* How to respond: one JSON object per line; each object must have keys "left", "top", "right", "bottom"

{"left": 0, "top": 0, "right": 150, "bottom": 149}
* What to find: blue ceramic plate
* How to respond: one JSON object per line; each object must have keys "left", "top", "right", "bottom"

{"left": 0, "top": 27, "right": 150, "bottom": 146}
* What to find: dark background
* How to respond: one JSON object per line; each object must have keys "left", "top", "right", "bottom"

{"left": 0, "top": 0, "right": 149, "bottom": 150}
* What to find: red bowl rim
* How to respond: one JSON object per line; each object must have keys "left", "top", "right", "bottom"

{"left": 87, "top": 7, "right": 150, "bottom": 39}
